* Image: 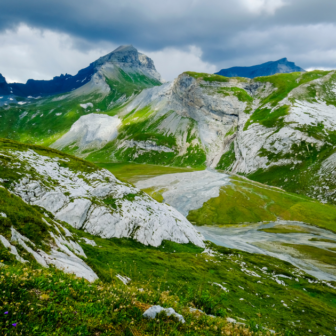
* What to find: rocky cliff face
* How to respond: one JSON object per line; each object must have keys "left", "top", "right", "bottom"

{"left": 82, "top": 69, "right": 336, "bottom": 204}
{"left": 105, "top": 72, "right": 260, "bottom": 167}
{"left": 216, "top": 58, "right": 305, "bottom": 79}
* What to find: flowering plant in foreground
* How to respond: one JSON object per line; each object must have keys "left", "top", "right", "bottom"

{"left": 0, "top": 263, "right": 272, "bottom": 335}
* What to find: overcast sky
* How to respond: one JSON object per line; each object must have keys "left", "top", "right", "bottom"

{"left": 0, "top": 0, "right": 335, "bottom": 82}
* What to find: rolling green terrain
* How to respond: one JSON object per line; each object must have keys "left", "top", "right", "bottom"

{"left": 1, "top": 187, "right": 336, "bottom": 335}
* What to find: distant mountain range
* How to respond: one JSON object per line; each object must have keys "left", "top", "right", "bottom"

{"left": 0, "top": 45, "right": 162, "bottom": 97}
{"left": 216, "top": 58, "right": 305, "bottom": 79}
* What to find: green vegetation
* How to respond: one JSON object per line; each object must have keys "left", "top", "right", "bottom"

{"left": 281, "top": 243, "right": 336, "bottom": 267}
{"left": 225, "top": 126, "right": 237, "bottom": 137}
{"left": 255, "top": 71, "right": 331, "bottom": 107}
{"left": 184, "top": 72, "right": 229, "bottom": 83}
{"left": 245, "top": 70, "right": 332, "bottom": 130}
{"left": 217, "top": 87, "right": 253, "bottom": 103}
{"left": 0, "top": 188, "right": 55, "bottom": 252}
{"left": 187, "top": 175, "right": 336, "bottom": 232}
{"left": 309, "top": 238, "right": 336, "bottom": 244}
{"left": 258, "top": 225, "right": 312, "bottom": 234}
{"left": 244, "top": 105, "right": 289, "bottom": 130}
{"left": 97, "top": 162, "right": 199, "bottom": 184}
{"left": 248, "top": 141, "right": 336, "bottom": 204}
{"left": 0, "top": 261, "right": 256, "bottom": 335}
{"left": 1, "top": 138, "right": 336, "bottom": 334}
{"left": 216, "top": 142, "right": 236, "bottom": 170}
{"left": 3, "top": 224, "right": 336, "bottom": 335}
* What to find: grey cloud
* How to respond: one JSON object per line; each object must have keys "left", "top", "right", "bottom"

{"left": 1, "top": 0, "right": 336, "bottom": 72}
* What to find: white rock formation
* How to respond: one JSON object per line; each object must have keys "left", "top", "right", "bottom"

{"left": 8, "top": 149, "right": 204, "bottom": 248}
{"left": 52, "top": 114, "right": 121, "bottom": 155}
{"left": 0, "top": 234, "right": 27, "bottom": 263}
{"left": 39, "top": 249, "right": 98, "bottom": 282}
{"left": 116, "top": 274, "right": 131, "bottom": 285}
{"left": 0, "top": 224, "right": 98, "bottom": 282}
{"left": 143, "top": 305, "right": 185, "bottom": 323}
{"left": 11, "top": 228, "right": 49, "bottom": 268}
{"left": 81, "top": 237, "right": 97, "bottom": 246}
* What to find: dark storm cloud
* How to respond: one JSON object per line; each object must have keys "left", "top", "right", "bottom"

{"left": 1, "top": 0, "right": 336, "bottom": 72}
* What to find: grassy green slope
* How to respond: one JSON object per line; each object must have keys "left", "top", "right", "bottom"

{"left": 187, "top": 175, "right": 336, "bottom": 231}
{"left": 1, "top": 192, "right": 336, "bottom": 335}
{"left": 131, "top": 172, "right": 336, "bottom": 232}
{"left": 0, "top": 68, "right": 161, "bottom": 148}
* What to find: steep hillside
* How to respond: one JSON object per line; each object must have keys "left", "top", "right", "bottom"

{"left": 0, "top": 138, "right": 204, "bottom": 247}
{"left": 0, "top": 45, "right": 161, "bottom": 147}
{"left": 216, "top": 58, "right": 305, "bottom": 78}
{"left": 82, "top": 70, "right": 336, "bottom": 205}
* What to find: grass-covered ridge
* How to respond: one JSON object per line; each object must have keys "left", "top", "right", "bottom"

{"left": 184, "top": 72, "right": 230, "bottom": 83}
{"left": 244, "top": 70, "right": 332, "bottom": 131}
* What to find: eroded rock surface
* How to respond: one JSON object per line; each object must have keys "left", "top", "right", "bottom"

{"left": 3, "top": 148, "right": 204, "bottom": 248}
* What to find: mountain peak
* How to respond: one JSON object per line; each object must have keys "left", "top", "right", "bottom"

{"left": 93, "top": 45, "right": 144, "bottom": 67}
{"left": 216, "top": 58, "right": 305, "bottom": 79}
{"left": 112, "top": 44, "right": 137, "bottom": 53}
{"left": 0, "top": 73, "right": 7, "bottom": 84}
{"left": 92, "top": 45, "right": 162, "bottom": 82}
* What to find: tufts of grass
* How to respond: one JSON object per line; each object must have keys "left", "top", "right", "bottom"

{"left": 216, "top": 142, "right": 236, "bottom": 170}
{"left": 244, "top": 105, "right": 289, "bottom": 130}
{"left": 258, "top": 225, "right": 312, "bottom": 234}
{"left": 184, "top": 72, "right": 230, "bottom": 83}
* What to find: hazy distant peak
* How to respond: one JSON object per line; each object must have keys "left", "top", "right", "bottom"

{"left": 216, "top": 58, "right": 305, "bottom": 79}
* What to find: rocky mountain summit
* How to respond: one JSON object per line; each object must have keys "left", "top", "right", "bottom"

{"left": 2, "top": 45, "right": 161, "bottom": 97}
{"left": 216, "top": 58, "right": 305, "bottom": 79}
